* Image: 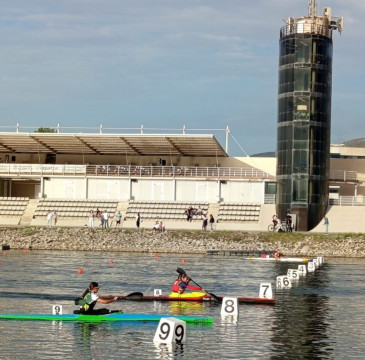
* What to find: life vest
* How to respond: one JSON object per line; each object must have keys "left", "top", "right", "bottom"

{"left": 172, "top": 279, "right": 185, "bottom": 293}
{"left": 76, "top": 290, "right": 97, "bottom": 313}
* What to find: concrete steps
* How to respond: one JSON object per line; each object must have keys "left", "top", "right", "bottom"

{"left": 19, "top": 199, "right": 39, "bottom": 226}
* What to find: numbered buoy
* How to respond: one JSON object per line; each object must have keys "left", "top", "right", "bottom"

{"left": 154, "top": 289, "right": 162, "bottom": 297}
{"left": 259, "top": 283, "right": 273, "bottom": 299}
{"left": 298, "top": 264, "right": 307, "bottom": 276}
{"left": 221, "top": 297, "right": 238, "bottom": 316}
{"left": 52, "top": 305, "right": 63, "bottom": 315}
{"left": 317, "top": 256, "right": 324, "bottom": 265}
{"left": 276, "top": 275, "right": 292, "bottom": 289}
{"left": 287, "top": 269, "right": 299, "bottom": 280}
{"left": 153, "top": 318, "right": 186, "bottom": 344}
{"left": 77, "top": 268, "right": 83, "bottom": 274}
{"left": 313, "top": 259, "right": 319, "bottom": 268}
{"left": 307, "top": 261, "right": 316, "bottom": 272}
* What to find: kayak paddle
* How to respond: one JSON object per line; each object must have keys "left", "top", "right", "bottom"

{"left": 116, "top": 292, "right": 144, "bottom": 300}
{"left": 176, "top": 267, "right": 220, "bottom": 302}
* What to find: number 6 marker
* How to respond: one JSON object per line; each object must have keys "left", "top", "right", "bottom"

{"left": 276, "top": 275, "right": 292, "bottom": 289}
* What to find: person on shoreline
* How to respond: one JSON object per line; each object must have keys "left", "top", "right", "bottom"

{"left": 171, "top": 274, "right": 204, "bottom": 295}
{"left": 74, "top": 282, "right": 119, "bottom": 315}
{"left": 274, "top": 250, "right": 282, "bottom": 259}
{"left": 324, "top": 216, "right": 329, "bottom": 234}
{"left": 136, "top": 213, "right": 141, "bottom": 229}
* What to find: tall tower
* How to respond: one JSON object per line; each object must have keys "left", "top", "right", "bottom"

{"left": 276, "top": 1, "right": 343, "bottom": 231}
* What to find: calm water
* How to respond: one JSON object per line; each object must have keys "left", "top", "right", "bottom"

{"left": 0, "top": 250, "right": 364, "bottom": 359}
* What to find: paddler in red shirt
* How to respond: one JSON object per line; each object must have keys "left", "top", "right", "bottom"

{"left": 172, "top": 274, "right": 204, "bottom": 294}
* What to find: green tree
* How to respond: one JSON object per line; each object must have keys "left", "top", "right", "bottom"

{"left": 35, "top": 127, "right": 56, "bottom": 133}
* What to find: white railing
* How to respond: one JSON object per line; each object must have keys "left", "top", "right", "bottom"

{"left": 329, "top": 196, "right": 365, "bottom": 206}
{"left": 86, "top": 165, "right": 273, "bottom": 179}
{"left": 330, "top": 170, "right": 357, "bottom": 182}
{"left": 264, "top": 194, "right": 276, "bottom": 204}
{"left": 0, "top": 164, "right": 86, "bottom": 175}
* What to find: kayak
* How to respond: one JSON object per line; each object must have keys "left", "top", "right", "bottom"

{"left": 0, "top": 312, "right": 213, "bottom": 324}
{"left": 243, "top": 257, "right": 309, "bottom": 263}
{"left": 117, "top": 292, "right": 275, "bottom": 305}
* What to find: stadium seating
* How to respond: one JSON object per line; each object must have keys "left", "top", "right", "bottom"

{"left": 217, "top": 203, "right": 260, "bottom": 222}
{"left": 0, "top": 197, "right": 29, "bottom": 216}
{"left": 34, "top": 199, "right": 118, "bottom": 218}
{"left": 125, "top": 201, "right": 209, "bottom": 221}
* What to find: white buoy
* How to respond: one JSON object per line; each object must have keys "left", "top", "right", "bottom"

{"left": 298, "top": 264, "right": 307, "bottom": 276}
{"left": 52, "top": 305, "right": 62, "bottom": 315}
{"left": 259, "top": 282, "right": 273, "bottom": 299}
{"left": 221, "top": 297, "right": 239, "bottom": 316}
{"left": 154, "top": 289, "right": 162, "bottom": 296}
{"left": 276, "top": 275, "right": 292, "bottom": 289}
{"left": 313, "top": 258, "right": 319, "bottom": 268}
{"left": 317, "top": 256, "right": 324, "bottom": 266}
{"left": 153, "top": 318, "right": 186, "bottom": 344}
{"left": 287, "top": 269, "right": 299, "bottom": 280}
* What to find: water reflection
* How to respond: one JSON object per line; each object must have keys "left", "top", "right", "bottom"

{"left": 153, "top": 343, "right": 185, "bottom": 359}
{"left": 271, "top": 263, "right": 334, "bottom": 359}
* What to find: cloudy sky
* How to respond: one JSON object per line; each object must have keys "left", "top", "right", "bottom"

{"left": 0, "top": 0, "right": 363, "bottom": 156}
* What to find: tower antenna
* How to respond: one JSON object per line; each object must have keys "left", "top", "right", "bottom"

{"left": 308, "top": 0, "right": 317, "bottom": 18}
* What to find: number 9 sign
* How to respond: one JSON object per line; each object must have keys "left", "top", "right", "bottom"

{"left": 153, "top": 318, "right": 186, "bottom": 344}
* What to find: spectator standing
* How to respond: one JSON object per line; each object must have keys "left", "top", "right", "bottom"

{"left": 89, "top": 210, "right": 95, "bottom": 228}
{"left": 286, "top": 213, "right": 292, "bottom": 232}
{"left": 53, "top": 211, "right": 58, "bottom": 226}
{"left": 136, "top": 213, "right": 141, "bottom": 230}
{"left": 115, "top": 211, "right": 122, "bottom": 228}
{"left": 47, "top": 211, "right": 53, "bottom": 227}
{"left": 209, "top": 214, "right": 215, "bottom": 231}
{"left": 324, "top": 216, "right": 329, "bottom": 234}
{"left": 202, "top": 214, "right": 208, "bottom": 231}
{"left": 103, "top": 211, "right": 109, "bottom": 228}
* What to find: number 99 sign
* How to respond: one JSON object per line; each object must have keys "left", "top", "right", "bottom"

{"left": 153, "top": 318, "right": 186, "bottom": 344}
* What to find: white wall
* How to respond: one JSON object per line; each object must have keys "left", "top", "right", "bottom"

{"left": 41, "top": 177, "right": 266, "bottom": 203}
{"left": 87, "top": 178, "right": 130, "bottom": 200}
{"left": 221, "top": 181, "right": 264, "bottom": 203}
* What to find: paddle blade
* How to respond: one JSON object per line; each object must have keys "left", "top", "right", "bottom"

{"left": 125, "top": 292, "right": 143, "bottom": 300}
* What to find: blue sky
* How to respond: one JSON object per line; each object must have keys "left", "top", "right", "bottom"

{"left": 0, "top": 0, "right": 363, "bottom": 156}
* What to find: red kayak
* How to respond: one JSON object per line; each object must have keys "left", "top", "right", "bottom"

{"left": 116, "top": 291, "right": 275, "bottom": 305}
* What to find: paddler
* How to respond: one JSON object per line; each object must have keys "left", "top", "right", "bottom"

{"left": 274, "top": 250, "right": 282, "bottom": 259}
{"left": 74, "top": 282, "right": 119, "bottom": 315}
{"left": 172, "top": 274, "right": 205, "bottom": 295}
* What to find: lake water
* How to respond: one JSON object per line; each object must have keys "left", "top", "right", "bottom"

{"left": 0, "top": 250, "right": 364, "bottom": 359}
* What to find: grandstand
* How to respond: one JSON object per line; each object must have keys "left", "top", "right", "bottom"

{"left": 0, "top": 128, "right": 364, "bottom": 232}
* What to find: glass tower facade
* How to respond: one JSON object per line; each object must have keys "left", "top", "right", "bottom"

{"left": 276, "top": 4, "right": 342, "bottom": 231}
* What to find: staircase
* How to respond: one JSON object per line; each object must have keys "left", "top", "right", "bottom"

{"left": 19, "top": 199, "right": 39, "bottom": 226}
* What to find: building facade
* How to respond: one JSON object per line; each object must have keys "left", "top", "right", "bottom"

{"left": 276, "top": 1, "right": 343, "bottom": 230}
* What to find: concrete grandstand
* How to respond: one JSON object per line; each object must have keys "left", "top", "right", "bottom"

{"left": 0, "top": 128, "right": 364, "bottom": 233}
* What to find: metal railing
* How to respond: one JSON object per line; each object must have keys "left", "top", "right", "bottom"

{"left": 87, "top": 165, "right": 274, "bottom": 180}
{"left": 329, "top": 196, "right": 365, "bottom": 206}
{"left": 330, "top": 170, "right": 357, "bottom": 182}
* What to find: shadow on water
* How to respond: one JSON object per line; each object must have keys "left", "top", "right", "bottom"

{"left": 270, "top": 262, "right": 334, "bottom": 359}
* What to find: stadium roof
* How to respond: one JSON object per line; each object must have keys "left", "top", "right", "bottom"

{"left": 0, "top": 132, "right": 228, "bottom": 157}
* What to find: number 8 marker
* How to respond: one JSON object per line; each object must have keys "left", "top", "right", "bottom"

{"left": 221, "top": 297, "right": 238, "bottom": 316}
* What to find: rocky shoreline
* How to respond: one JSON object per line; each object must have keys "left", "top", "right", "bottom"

{"left": 1, "top": 227, "right": 365, "bottom": 258}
